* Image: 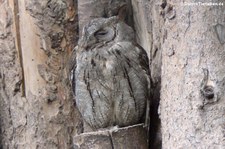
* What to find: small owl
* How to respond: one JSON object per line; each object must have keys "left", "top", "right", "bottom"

{"left": 70, "top": 16, "right": 150, "bottom": 130}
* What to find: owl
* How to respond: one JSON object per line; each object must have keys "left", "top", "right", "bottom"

{"left": 70, "top": 16, "right": 150, "bottom": 130}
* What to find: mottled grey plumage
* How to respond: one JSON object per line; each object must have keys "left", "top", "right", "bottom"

{"left": 70, "top": 16, "right": 150, "bottom": 129}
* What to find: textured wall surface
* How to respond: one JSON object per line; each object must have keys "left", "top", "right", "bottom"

{"left": 160, "top": 0, "right": 225, "bottom": 148}
{"left": 0, "top": 0, "right": 80, "bottom": 148}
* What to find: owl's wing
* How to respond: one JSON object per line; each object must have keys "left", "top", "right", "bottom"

{"left": 132, "top": 42, "right": 151, "bottom": 145}
{"left": 113, "top": 42, "right": 151, "bottom": 126}
{"left": 133, "top": 42, "right": 150, "bottom": 76}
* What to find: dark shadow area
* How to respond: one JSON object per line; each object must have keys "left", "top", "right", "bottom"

{"left": 149, "top": 80, "right": 162, "bottom": 149}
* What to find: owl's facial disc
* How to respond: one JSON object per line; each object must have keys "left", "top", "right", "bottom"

{"left": 94, "top": 27, "right": 115, "bottom": 42}
{"left": 79, "top": 17, "right": 118, "bottom": 49}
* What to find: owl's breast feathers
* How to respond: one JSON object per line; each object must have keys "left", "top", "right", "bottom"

{"left": 75, "top": 41, "right": 150, "bottom": 129}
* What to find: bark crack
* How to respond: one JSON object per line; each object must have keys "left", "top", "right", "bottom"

{"left": 13, "top": 0, "right": 26, "bottom": 97}
{"left": 108, "top": 131, "right": 114, "bottom": 149}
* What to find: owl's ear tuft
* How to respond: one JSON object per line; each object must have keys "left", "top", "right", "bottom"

{"left": 118, "top": 4, "right": 127, "bottom": 21}
{"left": 117, "top": 3, "right": 133, "bottom": 27}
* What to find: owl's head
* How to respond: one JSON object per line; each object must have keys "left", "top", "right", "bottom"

{"left": 78, "top": 16, "right": 134, "bottom": 49}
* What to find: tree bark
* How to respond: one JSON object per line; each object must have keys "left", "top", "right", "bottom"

{"left": 0, "top": 0, "right": 80, "bottom": 148}
{"left": 73, "top": 124, "right": 147, "bottom": 149}
{"left": 160, "top": 0, "right": 225, "bottom": 148}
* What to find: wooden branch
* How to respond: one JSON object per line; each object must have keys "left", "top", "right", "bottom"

{"left": 73, "top": 124, "right": 148, "bottom": 149}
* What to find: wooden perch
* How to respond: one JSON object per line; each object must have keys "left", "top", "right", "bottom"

{"left": 73, "top": 124, "right": 148, "bottom": 149}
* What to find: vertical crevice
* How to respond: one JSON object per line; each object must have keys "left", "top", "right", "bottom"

{"left": 149, "top": 81, "right": 162, "bottom": 149}
{"left": 13, "top": 0, "right": 26, "bottom": 97}
{"left": 108, "top": 131, "right": 114, "bottom": 149}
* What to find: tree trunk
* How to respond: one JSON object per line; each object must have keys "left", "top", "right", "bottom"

{"left": 160, "top": 0, "right": 225, "bottom": 148}
{"left": 0, "top": 0, "right": 80, "bottom": 148}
